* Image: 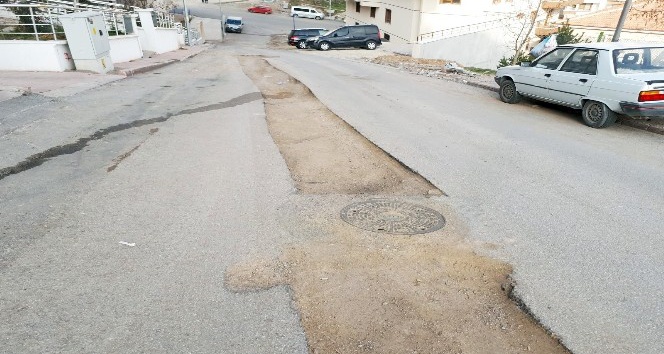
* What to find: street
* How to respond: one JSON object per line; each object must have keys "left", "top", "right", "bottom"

{"left": 1, "top": 1, "right": 663, "bottom": 353}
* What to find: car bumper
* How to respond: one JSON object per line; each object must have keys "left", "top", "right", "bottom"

{"left": 619, "top": 101, "right": 664, "bottom": 118}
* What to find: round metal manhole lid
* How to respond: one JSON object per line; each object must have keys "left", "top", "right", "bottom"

{"left": 340, "top": 200, "right": 446, "bottom": 235}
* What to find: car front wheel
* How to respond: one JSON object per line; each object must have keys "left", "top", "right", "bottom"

{"left": 365, "top": 40, "right": 377, "bottom": 50}
{"left": 318, "top": 42, "right": 331, "bottom": 51}
{"left": 315, "top": 16, "right": 322, "bottom": 20}
{"left": 582, "top": 100, "right": 617, "bottom": 128}
{"left": 499, "top": 79, "right": 521, "bottom": 104}
{"left": 297, "top": 41, "right": 307, "bottom": 49}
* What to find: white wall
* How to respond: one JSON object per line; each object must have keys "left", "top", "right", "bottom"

{"left": 109, "top": 35, "right": 143, "bottom": 63}
{"left": 412, "top": 28, "right": 513, "bottom": 69}
{"left": 153, "top": 28, "right": 180, "bottom": 53}
{"left": 0, "top": 40, "right": 75, "bottom": 71}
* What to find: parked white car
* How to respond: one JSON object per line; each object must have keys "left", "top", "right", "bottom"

{"left": 290, "top": 6, "right": 325, "bottom": 20}
{"left": 495, "top": 42, "right": 664, "bottom": 128}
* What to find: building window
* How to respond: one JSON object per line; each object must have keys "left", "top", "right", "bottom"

{"left": 439, "top": 0, "right": 461, "bottom": 4}
{"left": 370, "top": 7, "right": 377, "bottom": 18}
{"left": 356, "top": 2, "right": 360, "bottom": 12}
{"left": 385, "top": 9, "right": 391, "bottom": 24}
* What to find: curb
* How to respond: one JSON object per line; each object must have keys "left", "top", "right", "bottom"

{"left": 463, "top": 79, "right": 663, "bottom": 135}
{"left": 618, "top": 117, "right": 664, "bottom": 135}
{"left": 113, "top": 44, "right": 212, "bottom": 77}
{"left": 114, "top": 60, "right": 177, "bottom": 77}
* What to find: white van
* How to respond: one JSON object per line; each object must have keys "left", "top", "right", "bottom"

{"left": 290, "top": 6, "right": 325, "bottom": 20}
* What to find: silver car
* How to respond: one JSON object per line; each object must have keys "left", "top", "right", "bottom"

{"left": 495, "top": 43, "right": 664, "bottom": 128}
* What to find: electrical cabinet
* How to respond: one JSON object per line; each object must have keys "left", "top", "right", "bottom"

{"left": 59, "top": 11, "right": 114, "bottom": 74}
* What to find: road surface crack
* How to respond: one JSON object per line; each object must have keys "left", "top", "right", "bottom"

{"left": 0, "top": 92, "right": 261, "bottom": 181}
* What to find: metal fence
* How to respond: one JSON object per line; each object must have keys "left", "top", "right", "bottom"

{"left": 0, "top": 2, "right": 175, "bottom": 41}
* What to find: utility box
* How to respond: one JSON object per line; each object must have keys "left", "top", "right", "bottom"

{"left": 59, "top": 11, "right": 114, "bottom": 74}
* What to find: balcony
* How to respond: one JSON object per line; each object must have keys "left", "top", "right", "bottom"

{"left": 542, "top": 0, "right": 584, "bottom": 9}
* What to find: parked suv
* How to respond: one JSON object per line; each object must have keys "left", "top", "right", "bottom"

{"left": 290, "top": 6, "right": 325, "bottom": 20}
{"left": 288, "top": 28, "right": 327, "bottom": 49}
{"left": 313, "top": 25, "right": 381, "bottom": 51}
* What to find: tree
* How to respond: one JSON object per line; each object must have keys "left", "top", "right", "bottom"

{"left": 502, "top": 0, "right": 543, "bottom": 65}
{"left": 555, "top": 22, "right": 584, "bottom": 44}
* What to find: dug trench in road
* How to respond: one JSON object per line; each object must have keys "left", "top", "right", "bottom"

{"left": 232, "top": 56, "right": 569, "bottom": 353}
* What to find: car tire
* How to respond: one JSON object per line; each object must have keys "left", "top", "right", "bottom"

{"left": 319, "top": 41, "right": 331, "bottom": 51}
{"left": 366, "top": 40, "right": 377, "bottom": 50}
{"left": 582, "top": 100, "right": 617, "bottom": 128}
{"left": 499, "top": 79, "right": 521, "bottom": 104}
{"left": 297, "top": 41, "right": 307, "bottom": 49}
{"left": 293, "top": 14, "right": 298, "bottom": 17}
{"left": 315, "top": 16, "right": 322, "bottom": 20}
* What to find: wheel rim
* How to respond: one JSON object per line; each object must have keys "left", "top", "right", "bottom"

{"left": 586, "top": 103, "right": 603, "bottom": 123}
{"left": 298, "top": 42, "right": 306, "bottom": 49}
{"left": 367, "top": 42, "right": 376, "bottom": 49}
{"left": 321, "top": 43, "right": 329, "bottom": 50}
{"left": 501, "top": 83, "right": 514, "bottom": 100}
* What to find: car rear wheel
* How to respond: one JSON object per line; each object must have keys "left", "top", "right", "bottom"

{"left": 499, "top": 79, "right": 521, "bottom": 104}
{"left": 319, "top": 42, "right": 331, "bottom": 51}
{"left": 582, "top": 100, "right": 617, "bottom": 128}
{"left": 292, "top": 14, "right": 298, "bottom": 17}
{"left": 315, "top": 16, "right": 322, "bottom": 20}
{"left": 297, "top": 41, "right": 307, "bottom": 49}
{"left": 366, "top": 40, "right": 377, "bottom": 50}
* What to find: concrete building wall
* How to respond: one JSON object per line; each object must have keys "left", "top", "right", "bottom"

{"left": 345, "top": 0, "right": 421, "bottom": 43}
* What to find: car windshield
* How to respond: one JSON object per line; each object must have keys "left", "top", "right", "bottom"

{"left": 227, "top": 19, "right": 241, "bottom": 25}
{"left": 613, "top": 47, "right": 664, "bottom": 74}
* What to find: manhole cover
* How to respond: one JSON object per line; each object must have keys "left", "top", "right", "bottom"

{"left": 340, "top": 200, "right": 445, "bottom": 235}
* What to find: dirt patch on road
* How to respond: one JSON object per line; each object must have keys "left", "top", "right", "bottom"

{"left": 234, "top": 56, "right": 569, "bottom": 353}
{"left": 239, "top": 56, "right": 440, "bottom": 196}
{"left": 226, "top": 208, "right": 568, "bottom": 354}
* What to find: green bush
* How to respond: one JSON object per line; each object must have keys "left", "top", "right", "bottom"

{"left": 497, "top": 53, "right": 533, "bottom": 68}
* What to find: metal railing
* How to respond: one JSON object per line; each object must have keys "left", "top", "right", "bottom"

{"left": 417, "top": 19, "right": 504, "bottom": 43}
{"left": 0, "top": 2, "right": 174, "bottom": 41}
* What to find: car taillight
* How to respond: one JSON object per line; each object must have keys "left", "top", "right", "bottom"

{"left": 291, "top": 36, "right": 299, "bottom": 41}
{"left": 638, "top": 90, "right": 664, "bottom": 102}
{"left": 379, "top": 30, "right": 383, "bottom": 38}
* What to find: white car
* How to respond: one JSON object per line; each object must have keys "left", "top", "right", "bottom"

{"left": 290, "top": 6, "right": 325, "bottom": 20}
{"left": 495, "top": 43, "right": 664, "bottom": 128}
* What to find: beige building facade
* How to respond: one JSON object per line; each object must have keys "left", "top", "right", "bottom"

{"left": 344, "top": 0, "right": 540, "bottom": 68}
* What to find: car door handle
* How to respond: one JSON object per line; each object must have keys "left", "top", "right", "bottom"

{"left": 544, "top": 74, "right": 551, "bottom": 77}
{"left": 579, "top": 78, "right": 588, "bottom": 83}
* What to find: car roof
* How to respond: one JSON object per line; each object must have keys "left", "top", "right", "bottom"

{"left": 559, "top": 42, "right": 664, "bottom": 51}
{"left": 227, "top": 16, "right": 242, "bottom": 20}
{"left": 294, "top": 28, "right": 326, "bottom": 31}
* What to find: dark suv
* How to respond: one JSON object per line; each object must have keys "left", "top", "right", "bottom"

{"left": 313, "top": 25, "right": 381, "bottom": 51}
{"left": 288, "top": 28, "right": 327, "bottom": 49}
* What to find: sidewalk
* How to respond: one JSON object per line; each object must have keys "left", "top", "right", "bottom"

{"left": 0, "top": 44, "right": 212, "bottom": 102}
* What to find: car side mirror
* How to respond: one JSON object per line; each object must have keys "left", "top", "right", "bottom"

{"left": 520, "top": 62, "right": 532, "bottom": 67}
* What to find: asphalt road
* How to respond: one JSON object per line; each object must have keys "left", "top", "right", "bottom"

{"left": 0, "top": 44, "right": 307, "bottom": 353}
{"left": 263, "top": 49, "right": 664, "bottom": 354}
{"left": 1, "top": 2, "right": 663, "bottom": 353}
